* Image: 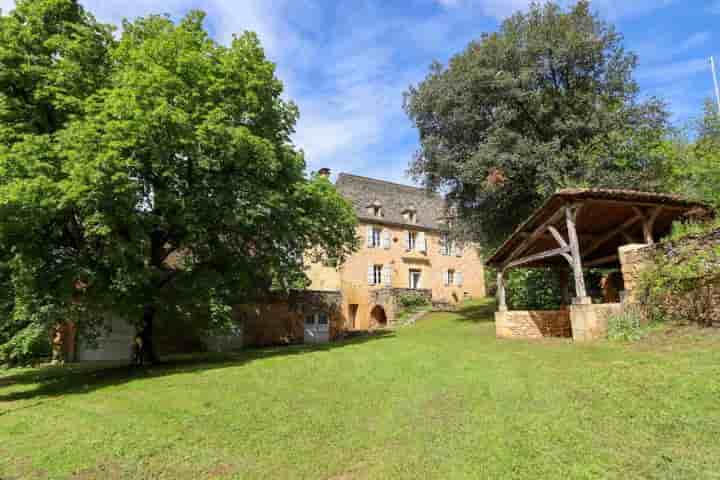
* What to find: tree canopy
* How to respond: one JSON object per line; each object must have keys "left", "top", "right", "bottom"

{"left": 0, "top": 1, "right": 358, "bottom": 363}
{"left": 404, "top": 0, "right": 669, "bottom": 248}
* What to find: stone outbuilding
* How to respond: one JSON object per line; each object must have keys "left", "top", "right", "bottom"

{"left": 485, "top": 188, "right": 711, "bottom": 341}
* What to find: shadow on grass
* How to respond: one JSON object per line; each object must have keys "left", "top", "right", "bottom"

{"left": 454, "top": 300, "right": 497, "bottom": 323}
{"left": 0, "top": 330, "right": 395, "bottom": 407}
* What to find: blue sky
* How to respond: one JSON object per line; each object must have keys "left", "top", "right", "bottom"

{"left": 2, "top": 0, "right": 719, "bottom": 185}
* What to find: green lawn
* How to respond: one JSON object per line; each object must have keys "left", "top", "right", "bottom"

{"left": 2, "top": 300, "right": 720, "bottom": 479}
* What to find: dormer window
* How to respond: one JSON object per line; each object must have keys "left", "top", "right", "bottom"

{"left": 402, "top": 207, "right": 417, "bottom": 224}
{"left": 367, "top": 201, "right": 383, "bottom": 218}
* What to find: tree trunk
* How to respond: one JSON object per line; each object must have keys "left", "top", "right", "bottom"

{"left": 138, "top": 304, "right": 160, "bottom": 365}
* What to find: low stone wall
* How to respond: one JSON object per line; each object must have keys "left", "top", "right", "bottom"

{"left": 239, "top": 290, "right": 343, "bottom": 346}
{"left": 495, "top": 309, "right": 571, "bottom": 339}
{"left": 569, "top": 303, "right": 623, "bottom": 342}
{"left": 371, "top": 288, "right": 432, "bottom": 326}
{"left": 619, "top": 228, "right": 720, "bottom": 326}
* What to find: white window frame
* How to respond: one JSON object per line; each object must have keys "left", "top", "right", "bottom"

{"left": 373, "top": 264, "right": 383, "bottom": 285}
{"left": 370, "top": 227, "right": 382, "bottom": 248}
{"left": 409, "top": 269, "right": 422, "bottom": 289}
{"left": 407, "top": 231, "right": 417, "bottom": 251}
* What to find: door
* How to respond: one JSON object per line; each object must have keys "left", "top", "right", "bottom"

{"left": 409, "top": 269, "right": 421, "bottom": 289}
{"left": 304, "top": 312, "right": 330, "bottom": 344}
{"left": 349, "top": 304, "right": 359, "bottom": 329}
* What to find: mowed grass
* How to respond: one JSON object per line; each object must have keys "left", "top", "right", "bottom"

{"left": 2, "top": 300, "right": 720, "bottom": 479}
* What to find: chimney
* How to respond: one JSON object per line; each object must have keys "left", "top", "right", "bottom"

{"left": 318, "top": 167, "right": 331, "bottom": 178}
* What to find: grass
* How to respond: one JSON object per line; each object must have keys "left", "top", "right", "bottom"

{"left": 2, "top": 299, "right": 720, "bottom": 479}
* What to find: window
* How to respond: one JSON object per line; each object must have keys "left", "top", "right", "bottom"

{"left": 407, "top": 231, "right": 417, "bottom": 251}
{"left": 447, "top": 269, "right": 455, "bottom": 285}
{"left": 373, "top": 206, "right": 382, "bottom": 217}
{"left": 370, "top": 227, "right": 381, "bottom": 248}
{"left": 317, "top": 312, "right": 328, "bottom": 325}
{"left": 409, "top": 269, "right": 421, "bottom": 289}
{"left": 373, "top": 264, "right": 383, "bottom": 285}
{"left": 408, "top": 211, "right": 417, "bottom": 223}
{"left": 440, "top": 233, "right": 450, "bottom": 255}
{"left": 305, "top": 315, "right": 314, "bottom": 325}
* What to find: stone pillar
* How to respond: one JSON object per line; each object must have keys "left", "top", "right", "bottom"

{"left": 618, "top": 244, "right": 653, "bottom": 304}
{"left": 497, "top": 271, "right": 507, "bottom": 311}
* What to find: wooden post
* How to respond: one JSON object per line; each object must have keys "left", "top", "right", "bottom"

{"left": 497, "top": 271, "right": 507, "bottom": 311}
{"left": 565, "top": 205, "right": 588, "bottom": 301}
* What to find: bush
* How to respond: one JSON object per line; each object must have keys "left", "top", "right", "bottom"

{"left": 506, "top": 269, "right": 561, "bottom": 310}
{"left": 397, "top": 292, "right": 430, "bottom": 310}
{"left": 0, "top": 323, "right": 50, "bottom": 366}
{"left": 637, "top": 245, "right": 720, "bottom": 326}
{"left": 607, "top": 309, "right": 642, "bottom": 342}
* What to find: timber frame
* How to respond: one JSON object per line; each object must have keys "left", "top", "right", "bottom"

{"left": 486, "top": 188, "right": 712, "bottom": 310}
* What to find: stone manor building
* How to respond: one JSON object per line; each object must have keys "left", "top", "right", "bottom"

{"left": 305, "top": 172, "right": 486, "bottom": 332}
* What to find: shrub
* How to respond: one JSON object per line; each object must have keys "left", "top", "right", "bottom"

{"left": 397, "top": 292, "right": 430, "bottom": 310}
{"left": 0, "top": 323, "right": 50, "bottom": 366}
{"left": 637, "top": 244, "right": 720, "bottom": 326}
{"left": 506, "top": 269, "right": 561, "bottom": 310}
{"left": 607, "top": 309, "right": 642, "bottom": 342}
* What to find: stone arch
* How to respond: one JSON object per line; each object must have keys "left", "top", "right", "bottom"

{"left": 370, "top": 305, "right": 388, "bottom": 327}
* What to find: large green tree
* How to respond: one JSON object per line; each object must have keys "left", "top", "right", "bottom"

{"left": 0, "top": 2, "right": 358, "bottom": 363}
{"left": 404, "top": 0, "right": 669, "bottom": 247}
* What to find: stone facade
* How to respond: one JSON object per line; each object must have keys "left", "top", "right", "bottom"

{"left": 495, "top": 309, "right": 571, "bottom": 339}
{"left": 306, "top": 173, "right": 486, "bottom": 331}
{"left": 239, "top": 290, "right": 343, "bottom": 347}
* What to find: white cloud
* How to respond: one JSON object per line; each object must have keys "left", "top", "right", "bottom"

{"left": 0, "top": 0, "right": 14, "bottom": 15}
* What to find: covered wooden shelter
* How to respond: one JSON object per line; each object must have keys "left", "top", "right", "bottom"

{"left": 486, "top": 189, "right": 710, "bottom": 340}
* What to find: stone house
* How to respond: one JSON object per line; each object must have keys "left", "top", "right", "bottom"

{"left": 303, "top": 172, "right": 486, "bottom": 332}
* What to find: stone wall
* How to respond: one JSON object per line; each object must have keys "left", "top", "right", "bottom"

{"left": 239, "top": 290, "right": 344, "bottom": 347}
{"left": 619, "top": 228, "right": 720, "bottom": 326}
{"left": 495, "top": 309, "right": 571, "bottom": 339}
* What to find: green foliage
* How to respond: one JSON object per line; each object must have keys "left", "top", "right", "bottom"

{"left": 397, "top": 292, "right": 431, "bottom": 310}
{"left": 0, "top": 3, "right": 358, "bottom": 352}
{"left": 662, "top": 101, "right": 720, "bottom": 208}
{"left": 638, "top": 246, "right": 720, "bottom": 326}
{"left": 0, "top": 323, "right": 50, "bottom": 365}
{"left": 506, "top": 269, "right": 561, "bottom": 310}
{"left": 606, "top": 309, "right": 642, "bottom": 342}
{"left": 666, "top": 218, "right": 720, "bottom": 242}
{"left": 404, "top": 0, "right": 668, "bottom": 247}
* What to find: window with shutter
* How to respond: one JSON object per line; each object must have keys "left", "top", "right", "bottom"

{"left": 455, "top": 242, "right": 463, "bottom": 257}
{"left": 366, "top": 226, "right": 373, "bottom": 248}
{"left": 367, "top": 265, "right": 375, "bottom": 285}
{"left": 382, "top": 266, "right": 392, "bottom": 286}
{"left": 382, "top": 230, "right": 391, "bottom": 249}
{"left": 372, "top": 265, "right": 383, "bottom": 285}
{"left": 447, "top": 269, "right": 455, "bottom": 286}
{"left": 418, "top": 232, "right": 426, "bottom": 253}
{"left": 443, "top": 270, "right": 449, "bottom": 286}
{"left": 457, "top": 272, "right": 463, "bottom": 286}
{"left": 440, "top": 233, "right": 449, "bottom": 255}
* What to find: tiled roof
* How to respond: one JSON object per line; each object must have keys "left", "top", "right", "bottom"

{"left": 335, "top": 173, "right": 447, "bottom": 230}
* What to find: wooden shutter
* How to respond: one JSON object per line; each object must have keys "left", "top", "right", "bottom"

{"left": 383, "top": 229, "right": 391, "bottom": 249}
{"left": 418, "top": 232, "right": 426, "bottom": 253}
{"left": 457, "top": 272, "right": 463, "bottom": 286}
{"left": 382, "top": 265, "right": 392, "bottom": 286}
{"left": 367, "top": 265, "right": 375, "bottom": 285}
{"left": 455, "top": 242, "right": 463, "bottom": 257}
{"left": 366, "top": 226, "right": 373, "bottom": 248}
{"left": 405, "top": 231, "right": 411, "bottom": 251}
{"left": 443, "top": 270, "right": 449, "bottom": 286}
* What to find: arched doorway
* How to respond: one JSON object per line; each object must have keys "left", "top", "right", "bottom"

{"left": 370, "top": 305, "right": 387, "bottom": 327}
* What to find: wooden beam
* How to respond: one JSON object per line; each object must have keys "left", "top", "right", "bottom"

{"left": 584, "top": 254, "right": 619, "bottom": 267}
{"left": 582, "top": 214, "right": 643, "bottom": 258}
{"left": 633, "top": 206, "right": 663, "bottom": 244}
{"left": 505, "top": 207, "right": 567, "bottom": 265}
{"left": 505, "top": 246, "right": 571, "bottom": 269}
{"left": 566, "top": 205, "right": 588, "bottom": 299}
{"left": 584, "top": 198, "right": 691, "bottom": 211}
{"left": 547, "top": 226, "right": 574, "bottom": 265}
{"left": 497, "top": 271, "right": 507, "bottom": 311}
